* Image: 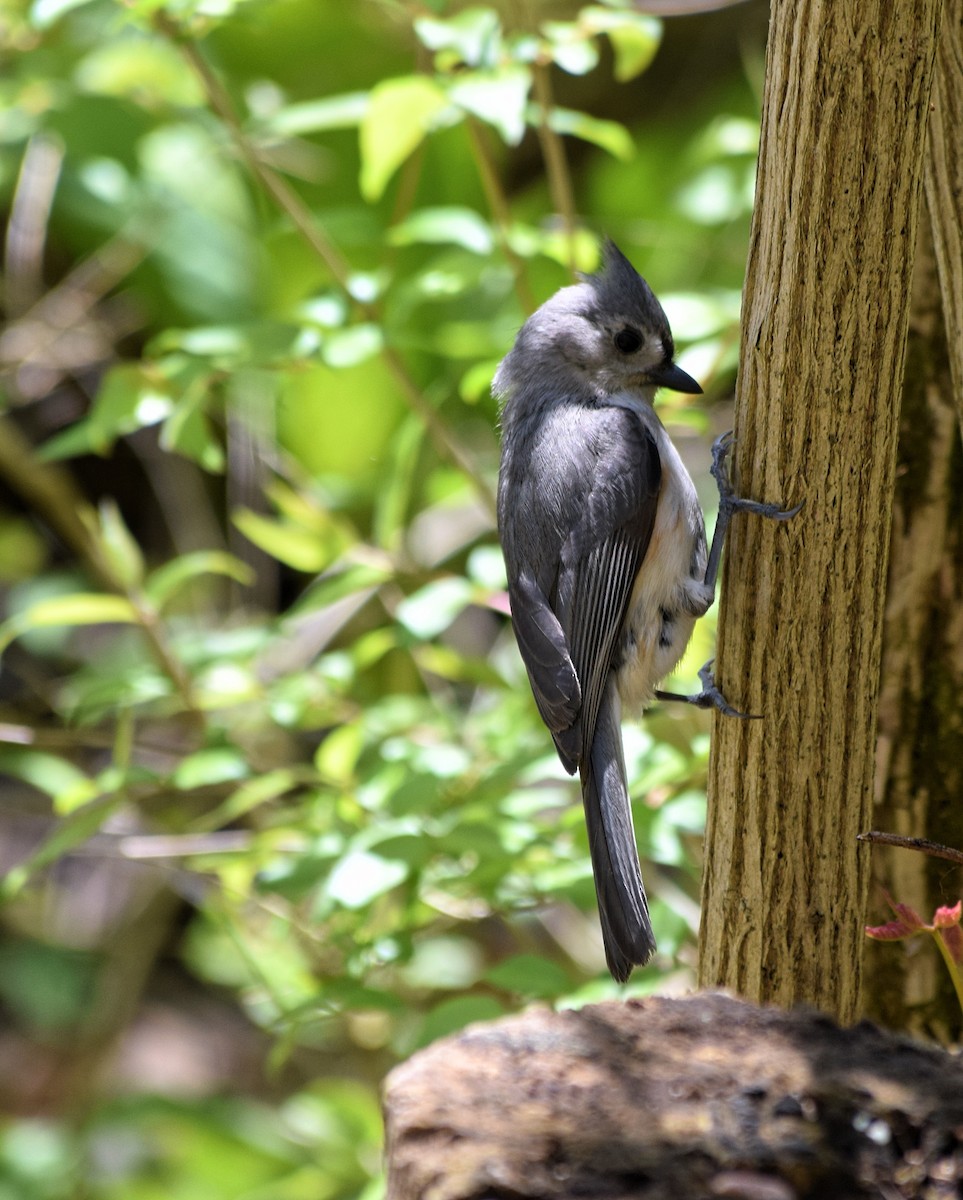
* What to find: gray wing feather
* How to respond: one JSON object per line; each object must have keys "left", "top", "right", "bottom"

{"left": 501, "top": 404, "right": 660, "bottom": 772}
{"left": 554, "top": 413, "right": 661, "bottom": 765}
{"left": 508, "top": 569, "right": 581, "bottom": 771}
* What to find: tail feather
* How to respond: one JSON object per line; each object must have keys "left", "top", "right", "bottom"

{"left": 580, "top": 684, "right": 655, "bottom": 981}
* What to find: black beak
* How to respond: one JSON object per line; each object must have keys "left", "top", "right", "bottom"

{"left": 647, "top": 361, "right": 703, "bottom": 395}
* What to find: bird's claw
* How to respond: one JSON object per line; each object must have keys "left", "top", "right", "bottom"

{"left": 710, "top": 431, "right": 803, "bottom": 522}
{"left": 655, "top": 659, "right": 762, "bottom": 720}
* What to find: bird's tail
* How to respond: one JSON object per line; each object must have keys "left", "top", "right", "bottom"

{"left": 580, "top": 684, "right": 656, "bottom": 981}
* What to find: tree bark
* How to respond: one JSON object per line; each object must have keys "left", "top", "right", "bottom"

{"left": 864, "top": 214, "right": 963, "bottom": 1042}
{"left": 863, "top": 0, "right": 963, "bottom": 1041}
{"left": 925, "top": 0, "right": 963, "bottom": 411}
{"left": 698, "top": 1, "right": 944, "bottom": 1021}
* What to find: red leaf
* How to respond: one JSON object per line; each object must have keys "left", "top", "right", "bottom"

{"left": 866, "top": 920, "right": 917, "bottom": 941}
{"left": 890, "top": 901, "right": 925, "bottom": 931}
{"left": 932, "top": 901, "right": 962, "bottom": 929}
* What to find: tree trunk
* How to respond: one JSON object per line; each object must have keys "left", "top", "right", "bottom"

{"left": 863, "top": 0, "right": 963, "bottom": 1041}
{"left": 925, "top": 0, "right": 963, "bottom": 410}
{"left": 698, "top": 1, "right": 944, "bottom": 1021}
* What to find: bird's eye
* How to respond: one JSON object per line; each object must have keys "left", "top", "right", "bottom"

{"left": 614, "top": 328, "right": 643, "bottom": 354}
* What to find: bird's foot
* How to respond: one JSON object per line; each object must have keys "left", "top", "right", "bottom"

{"left": 655, "top": 659, "right": 761, "bottom": 720}
{"left": 711, "top": 431, "right": 803, "bottom": 522}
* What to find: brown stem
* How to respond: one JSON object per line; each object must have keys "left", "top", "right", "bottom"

{"left": 465, "top": 117, "right": 536, "bottom": 312}
{"left": 531, "top": 61, "right": 578, "bottom": 279}
{"left": 858, "top": 831, "right": 963, "bottom": 868}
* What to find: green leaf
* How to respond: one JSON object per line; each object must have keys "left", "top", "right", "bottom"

{"left": 389, "top": 207, "right": 494, "bottom": 255}
{"left": 0, "top": 594, "right": 138, "bottom": 656}
{"left": 359, "top": 76, "right": 454, "bottom": 201}
{"left": 541, "top": 22, "right": 599, "bottom": 76}
{"left": 198, "top": 768, "right": 299, "bottom": 830}
{"left": 415, "top": 995, "right": 506, "bottom": 1048}
{"left": 321, "top": 324, "right": 384, "bottom": 368}
{"left": 292, "top": 562, "right": 391, "bottom": 613}
{"left": 233, "top": 509, "right": 332, "bottom": 572}
{"left": 325, "top": 851, "right": 409, "bottom": 908}
{"left": 448, "top": 67, "right": 531, "bottom": 144}
{"left": 95, "top": 498, "right": 145, "bottom": 589}
{"left": 0, "top": 748, "right": 90, "bottom": 799}
{"left": 40, "top": 364, "right": 175, "bottom": 462}
{"left": 74, "top": 36, "right": 204, "bottom": 107}
{"left": 145, "top": 551, "right": 255, "bottom": 609}
{"left": 580, "top": 8, "right": 662, "bottom": 81}
{"left": 396, "top": 577, "right": 475, "bottom": 640}
{"left": 485, "top": 953, "right": 573, "bottom": 998}
{"left": 414, "top": 8, "right": 503, "bottom": 67}
{"left": 160, "top": 382, "right": 225, "bottom": 472}
{"left": 172, "top": 748, "right": 250, "bottom": 790}
{"left": 264, "top": 91, "right": 369, "bottom": 136}
{"left": 316, "top": 722, "right": 364, "bottom": 786}
{"left": 30, "top": 0, "right": 97, "bottom": 27}
{"left": 540, "top": 105, "right": 635, "bottom": 160}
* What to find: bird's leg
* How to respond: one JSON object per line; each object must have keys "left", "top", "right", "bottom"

{"left": 655, "top": 660, "right": 760, "bottom": 719}
{"left": 655, "top": 432, "right": 802, "bottom": 720}
{"left": 703, "top": 430, "right": 802, "bottom": 593}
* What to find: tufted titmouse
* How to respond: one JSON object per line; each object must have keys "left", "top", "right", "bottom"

{"left": 495, "top": 241, "right": 798, "bottom": 981}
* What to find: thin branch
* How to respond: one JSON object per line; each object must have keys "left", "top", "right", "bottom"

{"left": 531, "top": 61, "right": 579, "bottom": 279}
{"left": 858, "top": 830, "right": 963, "bottom": 867}
{"left": 465, "top": 117, "right": 536, "bottom": 312}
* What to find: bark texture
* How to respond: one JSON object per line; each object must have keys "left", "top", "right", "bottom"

{"left": 863, "top": 0, "right": 963, "bottom": 1040}
{"left": 384, "top": 994, "right": 963, "bottom": 1200}
{"left": 698, "top": 1, "right": 944, "bottom": 1020}
{"left": 925, "top": 1, "right": 963, "bottom": 408}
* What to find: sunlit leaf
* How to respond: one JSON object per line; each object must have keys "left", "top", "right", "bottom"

{"left": 580, "top": 8, "right": 662, "bottom": 81}
{"left": 395, "top": 577, "right": 475, "bottom": 640}
{"left": 0, "top": 748, "right": 90, "bottom": 799}
{"left": 539, "top": 105, "right": 635, "bottom": 160}
{"left": 0, "top": 594, "right": 138, "bottom": 656}
{"left": 325, "top": 850, "right": 409, "bottom": 908}
{"left": 316, "top": 722, "right": 364, "bottom": 786}
{"left": 264, "top": 91, "right": 369, "bottom": 136}
{"left": 30, "top": 0, "right": 97, "bottom": 27}
{"left": 415, "top": 8, "right": 503, "bottom": 67}
{"left": 541, "top": 22, "right": 599, "bottom": 76}
{"left": 322, "top": 324, "right": 384, "bottom": 368}
{"left": 233, "top": 510, "right": 333, "bottom": 572}
{"left": 359, "top": 76, "right": 453, "bottom": 201}
{"left": 146, "top": 551, "right": 255, "bottom": 609}
{"left": 173, "top": 748, "right": 250, "bottom": 790}
{"left": 390, "top": 207, "right": 494, "bottom": 255}
{"left": 448, "top": 66, "right": 531, "bottom": 144}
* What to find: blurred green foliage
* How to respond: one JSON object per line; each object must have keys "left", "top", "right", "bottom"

{"left": 0, "top": 0, "right": 762, "bottom": 1195}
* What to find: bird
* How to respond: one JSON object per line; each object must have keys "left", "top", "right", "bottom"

{"left": 494, "top": 240, "right": 798, "bottom": 981}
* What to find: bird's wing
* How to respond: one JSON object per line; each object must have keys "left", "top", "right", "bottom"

{"left": 508, "top": 566, "right": 582, "bottom": 771}
{"left": 552, "top": 408, "right": 662, "bottom": 770}
{"left": 505, "top": 405, "right": 661, "bottom": 772}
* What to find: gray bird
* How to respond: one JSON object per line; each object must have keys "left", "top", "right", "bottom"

{"left": 495, "top": 240, "right": 797, "bottom": 981}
